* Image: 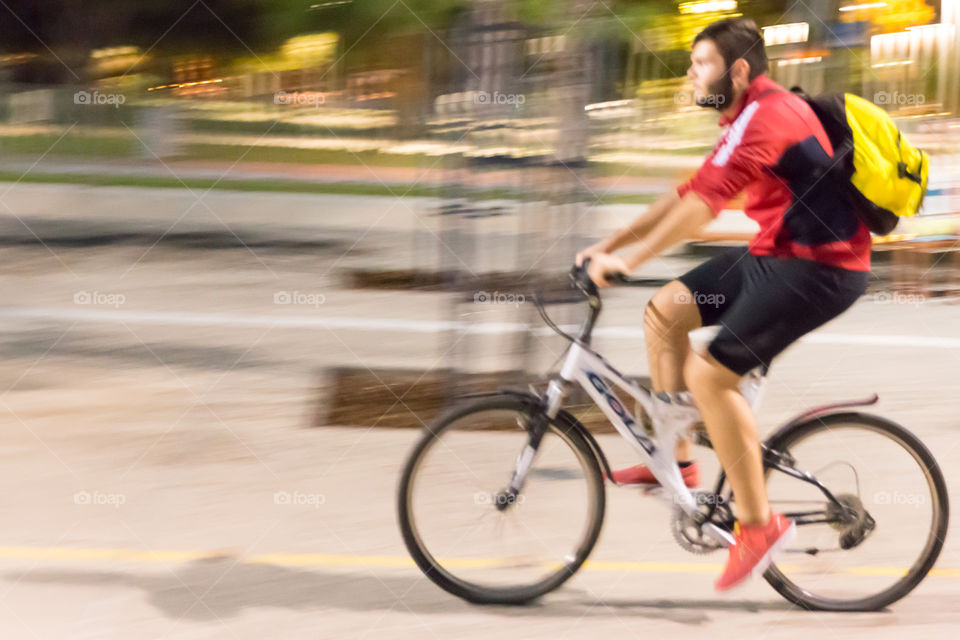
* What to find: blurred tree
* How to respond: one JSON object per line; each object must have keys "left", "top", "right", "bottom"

{"left": 0, "top": 0, "right": 808, "bottom": 84}
{"left": 0, "top": 1, "right": 324, "bottom": 81}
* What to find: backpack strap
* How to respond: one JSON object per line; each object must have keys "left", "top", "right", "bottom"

{"left": 896, "top": 131, "right": 924, "bottom": 184}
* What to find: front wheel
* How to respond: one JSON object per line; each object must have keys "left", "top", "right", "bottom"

{"left": 760, "top": 412, "right": 949, "bottom": 611}
{"left": 397, "top": 394, "right": 606, "bottom": 604}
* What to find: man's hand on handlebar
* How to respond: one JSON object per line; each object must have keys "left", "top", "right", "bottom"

{"left": 582, "top": 253, "right": 630, "bottom": 289}
{"left": 575, "top": 240, "right": 612, "bottom": 268}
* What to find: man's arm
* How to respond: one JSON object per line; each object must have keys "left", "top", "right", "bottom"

{"left": 586, "top": 191, "right": 713, "bottom": 286}
{"left": 576, "top": 190, "right": 680, "bottom": 264}
{"left": 623, "top": 191, "right": 714, "bottom": 270}
{"left": 581, "top": 102, "right": 778, "bottom": 283}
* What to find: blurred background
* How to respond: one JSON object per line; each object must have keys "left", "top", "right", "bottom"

{"left": 1, "top": 1, "right": 959, "bottom": 637}
{"left": 4, "top": 0, "right": 957, "bottom": 389}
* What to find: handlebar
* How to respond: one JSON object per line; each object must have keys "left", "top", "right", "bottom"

{"left": 533, "top": 259, "right": 662, "bottom": 347}
{"left": 575, "top": 258, "right": 665, "bottom": 289}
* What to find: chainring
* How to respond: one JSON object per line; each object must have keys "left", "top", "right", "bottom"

{"left": 670, "top": 491, "right": 733, "bottom": 555}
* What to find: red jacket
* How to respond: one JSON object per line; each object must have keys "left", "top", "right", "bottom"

{"left": 678, "top": 75, "right": 871, "bottom": 271}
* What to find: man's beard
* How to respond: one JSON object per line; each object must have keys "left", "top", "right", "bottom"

{"left": 695, "top": 72, "right": 734, "bottom": 111}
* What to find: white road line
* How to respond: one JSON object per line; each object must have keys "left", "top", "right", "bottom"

{"left": 1, "top": 307, "right": 959, "bottom": 348}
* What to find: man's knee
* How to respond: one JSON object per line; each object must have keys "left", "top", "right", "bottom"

{"left": 684, "top": 350, "right": 740, "bottom": 398}
{"left": 644, "top": 281, "right": 701, "bottom": 340}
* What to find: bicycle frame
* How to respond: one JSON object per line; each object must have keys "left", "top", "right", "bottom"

{"left": 542, "top": 340, "right": 743, "bottom": 547}
{"left": 516, "top": 262, "right": 854, "bottom": 547}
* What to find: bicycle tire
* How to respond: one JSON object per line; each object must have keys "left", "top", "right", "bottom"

{"left": 397, "top": 393, "right": 606, "bottom": 604}
{"left": 761, "top": 411, "right": 949, "bottom": 611}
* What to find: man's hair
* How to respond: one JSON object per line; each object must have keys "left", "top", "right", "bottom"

{"left": 693, "top": 18, "right": 768, "bottom": 81}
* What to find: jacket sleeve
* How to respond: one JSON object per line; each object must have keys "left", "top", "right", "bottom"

{"left": 676, "top": 102, "right": 783, "bottom": 216}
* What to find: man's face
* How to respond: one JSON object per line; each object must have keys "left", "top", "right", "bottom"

{"left": 687, "top": 39, "right": 731, "bottom": 110}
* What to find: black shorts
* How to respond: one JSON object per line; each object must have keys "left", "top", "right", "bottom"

{"left": 676, "top": 247, "right": 869, "bottom": 375}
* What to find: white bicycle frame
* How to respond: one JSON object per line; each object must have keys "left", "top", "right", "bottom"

{"left": 540, "top": 338, "right": 767, "bottom": 547}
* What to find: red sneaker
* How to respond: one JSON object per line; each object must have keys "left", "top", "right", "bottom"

{"left": 715, "top": 512, "right": 796, "bottom": 591}
{"left": 609, "top": 461, "right": 700, "bottom": 488}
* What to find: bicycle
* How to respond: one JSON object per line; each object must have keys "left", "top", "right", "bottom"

{"left": 397, "top": 261, "right": 949, "bottom": 611}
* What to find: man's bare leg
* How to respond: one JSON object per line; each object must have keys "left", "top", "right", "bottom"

{"left": 644, "top": 280, "right": 702, "bottom": 461}
{"left": 684, "top": 350, "right": 769, "bottom": 525}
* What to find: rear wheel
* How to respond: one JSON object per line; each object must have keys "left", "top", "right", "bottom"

{"left": 760, "top": 412, "right": 949, "bottom": 611}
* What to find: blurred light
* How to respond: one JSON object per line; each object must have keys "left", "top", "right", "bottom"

{"left": 281, "top": 33, "right": 338, "bottom": 67}
{"left": 0, "top": 53, "right": 36, "bottom": 64}
{"left": 91, "top": 46, "right": 139, "bottom": 59}
{"left": 584, "top": 100, "right": 635, "bottom": 120}
{"left": 585, "top": 100, "right": 632, "bottom": 112}
{"left": 525, "top": 35, "right": 566, "bottom": 55}
{"left": 871, "top": 30, "right": 911, "bottom": 58}
{"left": 356, "top": 91, "right": 396, "bottom": 102}
{"left": 762, "top": 23, "right": 809, "bottom": 46}
{"left": 649, "top": 10, "right": 742, "bottom": 50}
{"left": 871, "top": 20, "right": 952, "bottom": 64}
{"left": 900, "top": 111, "right": 950, "bottom": 118}
{"left": 679, "top": 1, "right": 737, "bottom": 15}
{"left": 89, "top": 46, "right": 145, "bottom": 76}
{"left": 874, "top": 0, "right": 936, "bottom": 28}
{"left": 148, "top": 79, "right": 223, "bottom": 91}
{"left": 777, "top": 56, "right": 823, "bottom": 66}
{"left": 839, "top": 2, "right": 887, "bottom": 11}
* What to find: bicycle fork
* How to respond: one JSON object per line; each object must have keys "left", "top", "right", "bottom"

{"left": 497, "top": 380, "right": 566, "bottom": 511}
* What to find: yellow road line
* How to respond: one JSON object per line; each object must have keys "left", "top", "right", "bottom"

{"left": 0, "top": 547, "right": 212, "bottom": 563}
{"left": 248, "top": 553, "right": 416, "bottom": 568}
{"left": 0, "top": 546, "right": 955, "bottom": 577}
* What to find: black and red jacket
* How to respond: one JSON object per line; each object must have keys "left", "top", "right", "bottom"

{"left": 678, "top": 74, "right": 871, "bottom": 271}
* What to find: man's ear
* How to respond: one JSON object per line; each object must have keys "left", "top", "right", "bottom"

{"left": 732, "top": 58, "right": 751, "bottom": 91}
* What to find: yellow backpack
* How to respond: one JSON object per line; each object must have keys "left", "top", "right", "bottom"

{"left": 791, "top": 87, "right": 929, "bottom": 235}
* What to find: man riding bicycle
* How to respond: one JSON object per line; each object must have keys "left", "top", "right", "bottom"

{"left": 577, "top": 17, "right": 870, "bottom": 591}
